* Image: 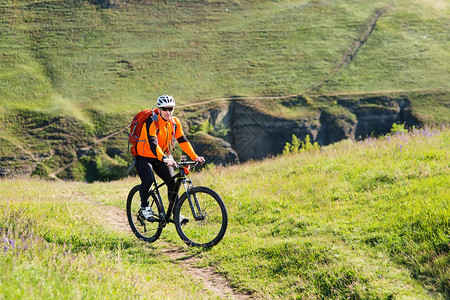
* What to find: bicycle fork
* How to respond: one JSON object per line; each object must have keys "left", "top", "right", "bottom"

{"left": 182, "top": 179, "right": 205, "bottom": 221}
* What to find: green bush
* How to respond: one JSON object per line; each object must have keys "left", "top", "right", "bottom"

{"left": 31, "top": 163, "right": 49, "bottom": 179}
{"left": 189, "top": 120, "right": 214, "bottom": 134}
{"left": 283, "top": 134, "right": 320, "bottom": 155}
{"left": 391, "top": 123, "right": 408, "bottom": 134}
{"left": 96, "top": 154, "right": 128, "bottom": 182}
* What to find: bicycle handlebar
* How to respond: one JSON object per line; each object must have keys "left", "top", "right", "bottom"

{"left": 174, "top": 161, "right": 199, "bottom": 169}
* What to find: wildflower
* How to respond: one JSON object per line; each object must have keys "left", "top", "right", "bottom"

{"left": 96, "top": 271, "right": 103, "bottom": 280}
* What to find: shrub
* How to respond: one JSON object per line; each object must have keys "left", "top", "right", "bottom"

{"left": 391, "top": 123, "right": 408, "bottom": 134}
{"left": 283, "top": 134, "right": 320, "bottom": 155}
{"left": 31, "top": 163, "right": 49, "bottom": 179}
{"left": 189, "top": 120, "right": 214, "bottom": 134}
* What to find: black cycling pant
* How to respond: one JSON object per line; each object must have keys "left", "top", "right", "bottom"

{"left": 135, "top": 156, "right": 177, "bottom": 207}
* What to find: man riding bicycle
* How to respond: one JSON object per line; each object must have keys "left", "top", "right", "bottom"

{"left": 135, "top": 95, "right": 205, "bottom": 222}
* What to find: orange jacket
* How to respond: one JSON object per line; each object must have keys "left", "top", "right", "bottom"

{"left": 136, "top": 114, "right": 198, "bottom": 161}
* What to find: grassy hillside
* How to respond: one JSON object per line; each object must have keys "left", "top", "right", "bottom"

{"left": 0, "top": 0, "right": 448, "bottom": 115}
{"left": 1, "top": 126, "right": 448, "bottom": 298}
{"left": 195, "top": 125, "right": 449, "bottom": 298}
{"left": 1, "top": 0, "right": 449, "bottom": 180}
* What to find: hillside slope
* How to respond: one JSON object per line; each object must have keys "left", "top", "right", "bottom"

{"left": 1, "top": 0, "right": 448, "bottom": 111}
{"left": 0, "top": 0, "right": 449, "bottom": 179}
{"left": 193, "top": 126, "right": 449, "bottom": 298}
{"left": 1, "top": 126, "right": 448, "bottom": 298}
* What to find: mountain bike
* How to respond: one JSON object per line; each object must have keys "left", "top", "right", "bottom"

{"left": 126, "top": 160, "right": 228, "bottom": 248}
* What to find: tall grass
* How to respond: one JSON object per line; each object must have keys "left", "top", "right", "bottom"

{"left": 191, "top": 126, "right": 449, "bottom": 298}
{"left": 1, "top": 126, "right": 448, "bottom": 298}
{"left": 0, "top": 179, "right": 214, "bottom": 299}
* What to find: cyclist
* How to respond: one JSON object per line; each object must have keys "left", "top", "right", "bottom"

{"left": 135, "top": 95, "right": 205, "bottom": 221}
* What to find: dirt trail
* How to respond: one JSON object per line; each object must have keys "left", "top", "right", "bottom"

{"left": 159, "top": 245, "right": 251, "bottom": 299}
{"left": 105, "top": 206, "right": 251, "bottom": 300}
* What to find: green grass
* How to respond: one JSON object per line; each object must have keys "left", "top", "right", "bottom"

{"left": 1, "top": 0, "right": 448, "bottom": 115}
{"left": 409, "top": 91, "right": 450, "bottom": 124}
{"left": 1, "top": 126, "right": 448, "bottom": 298}
{"left": 0, "top": 179, "right": 213, "bottom": 299}
{"left": 318, "top": 0, "right": 450, "bottom": 94}
{"left": 191, "top": 125, "right": 449, "bottom": 298}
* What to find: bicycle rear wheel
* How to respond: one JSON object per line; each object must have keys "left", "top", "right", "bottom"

{"left": 126, "top": 185, "right": 164, "bottom": 243}
{"left": 174, "top": 186, "right": 228, "bottom": 248}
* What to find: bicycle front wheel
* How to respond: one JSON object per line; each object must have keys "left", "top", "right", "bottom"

{"left": 126, "top": 185, "right": 163, "bottom": 243}
{"left": 174, "top": 186, "right": 228, "bottom": 248}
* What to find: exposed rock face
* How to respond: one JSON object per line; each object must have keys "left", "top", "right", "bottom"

{"left": 337, "top": 96, "right": 419, "bottom": 139}
{"left": 189, "top": 95, "right": 421, "bottom": 162}
{"left": 0, "top": 94, "right": 424, "bottom": 179}
{"left": 223, "top": 101, "right": 320, "bottom": 161}
{"left": 317, "top": 111, "right": 356, "bottom": 145}
{"left": 188, "top": 132, "right": 239, "bottom": 165}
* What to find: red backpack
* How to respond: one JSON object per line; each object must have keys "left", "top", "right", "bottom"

{"left": 128, "top": 108, "right": 176, "bottom": 157}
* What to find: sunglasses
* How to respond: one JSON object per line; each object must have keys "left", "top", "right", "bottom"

{"left": 160, "top": 107, "right": 174, "bottom": 112}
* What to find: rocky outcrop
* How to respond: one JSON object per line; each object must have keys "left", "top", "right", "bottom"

{"left": 336, "top": 96, "right": 420, "bottom": 139}
{"left": 0, "top": 94, "right": 425, "bottom": 179}
{"left": 223, "top": 101, "right": 320, "bottom": 161}
{"left": 188, "top": 95, "right": 421, "bottom": 162}
{"left": 317, "top": 111, "right": 357, "bottom": 145}
{"left": 188, "top": 132, "right": 239, "bottom": 165}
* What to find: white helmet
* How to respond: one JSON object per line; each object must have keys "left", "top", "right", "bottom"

{"left": 156, "top": 95, "right": 176, "bottom": 107}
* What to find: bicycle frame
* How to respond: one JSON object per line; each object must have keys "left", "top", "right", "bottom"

{"left": 147, "top": 163, "right": 203, "bottom": 225}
